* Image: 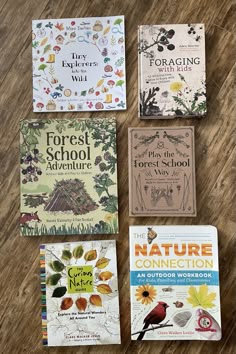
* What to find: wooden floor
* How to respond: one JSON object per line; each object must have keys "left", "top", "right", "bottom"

{"left": 0, "top": 0, "right": 235, "bottom": 353}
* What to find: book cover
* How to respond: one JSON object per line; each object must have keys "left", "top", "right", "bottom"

{"left": 32, "top": 16, "right": 126, "bottom": 112}
{"left": 128, "top": 127, "right": 196, "bottom": 217}
{"left": 138, "top": 24, "right": 206, "bottom": 118}
{"left": 40, "top": 240, "right": 120, "bottom": 346}
{"left": 130, "top": 225, "right": 221, "bottom": 341}
{"left": 20, "top": 118, "right": 118, "bottom": 235}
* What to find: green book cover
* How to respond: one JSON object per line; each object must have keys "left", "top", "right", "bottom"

{"left": 20, "top": 117, "right": 118, "bottom": 236}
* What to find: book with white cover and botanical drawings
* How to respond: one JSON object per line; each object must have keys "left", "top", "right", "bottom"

{"left": 138, "top": 24, "right": 206, "bottom": 118}
{"left": 32, "top": 16, "right": 126, "bottom": 112}
{"left": 40, "top": 240, "right": 120, "bottom": 346}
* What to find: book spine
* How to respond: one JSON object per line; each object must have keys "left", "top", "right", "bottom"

{"left": 40, "top": 245, "right": 48, "bottom": 346}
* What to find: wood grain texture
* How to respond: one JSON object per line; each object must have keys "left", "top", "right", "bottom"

{"left": 0, "top": 0, "right": 235, "bottom": 352}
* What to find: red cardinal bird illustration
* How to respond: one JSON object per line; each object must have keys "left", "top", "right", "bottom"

{"left": 137, "top": 301, "right": 169, "bottom": 340}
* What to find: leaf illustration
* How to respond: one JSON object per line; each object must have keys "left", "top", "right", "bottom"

{"left": 96, "top": 79, "right": 104, "bottom": 88}
{"left": 38, "top": 64, "right": 47, "bottom": 71}
{"left": 95, "top": 257, "right": 110, "bottom": 269}
{"left": 84, "top": 249, "right": 97, "bottom": 261}
{"left": 62, "top": 249, "right": 72, "bottom": 261}
{"left": 90, "top": 294, "right": 102, "bottom": 307}
{"left": 72, "top": 245, "right": 84, "bottom": 259}
{"left": 97, "top": 284, "right": 112, "bottom": 294}
{"left": 187, "top": 284, "right": 216, "bottom": 308}
{"left": 80, "top": 90, "right": 87, "bottom": 96}
{"left": 103, "top": 26, "right": 110, "bottom": 35}
{"left": 61, "top": 297, "right": 73, "bottom": 310}
{"left": 173, "top": 311, "right": 192, "bottom": 327}
{"left": 52, "top": 286, "right": 67, "bottom": 298}
{"left": 46, "top": 273, "right": 62, "bottom": 286}
{"left": 49, "top": 260, "right": 65, "bottom": 272}
{"left": 98, "top": 271, "right": 113, "bottom": 281}
{"left": 55, "top": 22, "right": 64, "bottom": 31}
{"left": 76, "top": 297, "right": 87, "bottom": 311}
{"left": 113, "top": 18, "right": 123, "bottom": 26}
{"left": 40, "top": 37, "right": 48, "bottom": 46}
{"left": 43, "top": 44, "right": 51, "bottom": 54}
{"left": 116, "top": 80, "right": 124, "bottom": 88}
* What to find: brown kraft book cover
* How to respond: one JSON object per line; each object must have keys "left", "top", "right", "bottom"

{"left": 128, "top": 127, "right": 196, "bottom": 216}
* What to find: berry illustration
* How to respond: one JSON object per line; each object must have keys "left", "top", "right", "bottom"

{"left": 37, "top": 170, "right": 42, "bottom": 175}
{"left": 167, "top": 44, "right": 175, "bottom": 51}
{"left": 22, "top": 169, "right": 27, "bottom": 175}
{"left": 34, "top": 148, "right": 39, "bottom": 154}
{"left": 158, "top": 45, "right": 164, "bottom": 52}
{"left": 99, "top": 162, "right": 107, "bottom": 172}
{"left": 95, "top": 156, "right": 102, "bottom": 165}
{"left": 27, "top": 155, "right": 33, "bottom": 162}
{"left": 104, "top": 151, "right": 111, "bottom": 161}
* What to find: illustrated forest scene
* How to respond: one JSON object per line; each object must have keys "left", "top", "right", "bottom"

{"left": 20, "top": 118, "right": 118, "bottom": 235}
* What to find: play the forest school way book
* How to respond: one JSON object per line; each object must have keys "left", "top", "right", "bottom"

{"left": 130, "top": 226, "right": 221, "bottom": 341}
{"left": 40, "top": 240, "right": 120, "bottom": 346}
{"left": 128, "top": 126, "right": 196, "bottom": 217}
{"left": 32, "top": 16, "right": 126, "bottom": 112}
{"left": 138, "top": 24, "right": 206, "bottom": 118}
{"left": 20, "top": 117, "right": 118, "bottom": 236}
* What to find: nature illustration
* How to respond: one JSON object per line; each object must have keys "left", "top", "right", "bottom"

{"left": 131, "top": 128, "right": 194, "bottom": 214}
{"left": 41, "top": 241, "right": 120, "bottom": 345}
{"left": 187, "top": 284, "right": 216, "bottom": 309}
{"left": 139, "top": 24, "right": 206, "bottom": 117}
{"left": 20, "top": 118, "right": 118, "bottom": 235}
{"left": 32, "top": 17, "right": 126, "bottom": 112}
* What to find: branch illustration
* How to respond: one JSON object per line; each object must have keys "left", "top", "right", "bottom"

{"left": 132, "top": 321, "right": 173, "bottom": 336}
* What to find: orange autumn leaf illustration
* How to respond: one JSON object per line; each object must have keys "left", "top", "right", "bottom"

{"left": 84, "top": 249, "right": 97, "bottom": 261}
{"left": 61, "top": 297, "right": 73, "bottom": 310}
{"left": 95, "top": 257, "right": 110, "bottom": 269}
{"left": 89, "top": 294, "right": 102, "bottom": 307}
{"left": 99, "top": 271, "right": 113, "bottom": 281}
{"left": 55, "top": 22, "right": 64, "bottom": 31}
{"left": 97, "top": 283, "right": 112, "bottom": 294}
{"left": 40, "top": 37, "right": 48, "bottom": 46}
{"left": 76, "top": 297, "right": 87, "bottom": 312}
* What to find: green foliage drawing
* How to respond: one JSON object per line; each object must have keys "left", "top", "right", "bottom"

{"left": 93, "top": 174, "right": 118, "bottom": 213}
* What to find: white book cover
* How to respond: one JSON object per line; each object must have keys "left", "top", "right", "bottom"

{"left": 40, "top": 240, "right": 120, "bottom": 346}
{"left": 32, "top": 16, "right": 126, "bottom": 112}
{"left": 138, "top": 24, "right": 206, "bottom": 118}
{"left": 130, "top": 226, "right": 221, "bottom": 341}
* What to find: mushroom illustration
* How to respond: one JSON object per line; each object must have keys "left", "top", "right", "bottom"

{"left": 36, "top": 102, "right": 44, "bottom": 111}
{"left": 53, "top": 45, "right": 61, "bottom": 54}
{"left": 70, "top": 31, "right": 76, "bottom": 39}
{"left": 107, "top": 80, "right": 115, "bottom": 88}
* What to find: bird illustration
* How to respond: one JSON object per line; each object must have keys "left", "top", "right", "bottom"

{"left": 137, "top": 301, "right": 169, "bottom": 340}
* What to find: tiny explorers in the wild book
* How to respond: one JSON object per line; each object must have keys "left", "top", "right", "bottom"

{"left": 40, "top": 240, "right": 120, "bottom": 346}
{"left": 138, "top": 24, "right": 206, "bottom": 118}
{"left": 128, "top": 126, "right": 196, "bottom": 217}
{"left": 20, "top": 118, "right": 118, "bottom": 236}
{"left": 130, "top": 226, "right": 221, "bottom": 341}
{"left": 32, "top": 16, "right": 126, "bottom": 112}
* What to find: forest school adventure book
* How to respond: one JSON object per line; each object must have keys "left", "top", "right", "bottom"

{"left": 130, "top": 226, "right": 221, "bottom": 341}
{"left": 32, "top": 16, "right": 126, "bottom": 112}
{"left": 138, "top": 24, "right": 206, "bottom": 118}
{"left": 20, "top": 118, "right": 118, "bottom": 236}
{"left": 128, "top": 126, "right": 196, "bottom": 216}
{"left": 40, "top": 240, "right": 120, "bottom": 346}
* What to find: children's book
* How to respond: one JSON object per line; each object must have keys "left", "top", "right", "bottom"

{"left": 138, "top": 24, "right": 206, "bottom": 118}
{"left": 40, "top": 240, "right": 120, "bottom": 346}
{"left": 32, "top": 16, "right": 126, "bottom": 112}
{"left": 130, "top": 225, "right": 221, "bottom": 341}
{"left": 20, "top": 117, "right": 118, "bottom": 235}
{"left": 128, "top": 126, "right": 196, "bottom": 217}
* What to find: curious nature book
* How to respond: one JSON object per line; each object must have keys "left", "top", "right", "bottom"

{"left": 32, "top": 16, "right": 126, "bottom": 112}
{"left": 138, "top": 24, "right": 206, "bottom": 118}
{"left": 128, "top": 126, "right": 196, "bottom": 217}
{"left": 40, "top": 240, "right": 120, "bottom": 346}
{"left": 20, "top": 117, "right": 118, "bottom": 236}
{"left": 130, "top": 226, "right": 221, "bottom": 341}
